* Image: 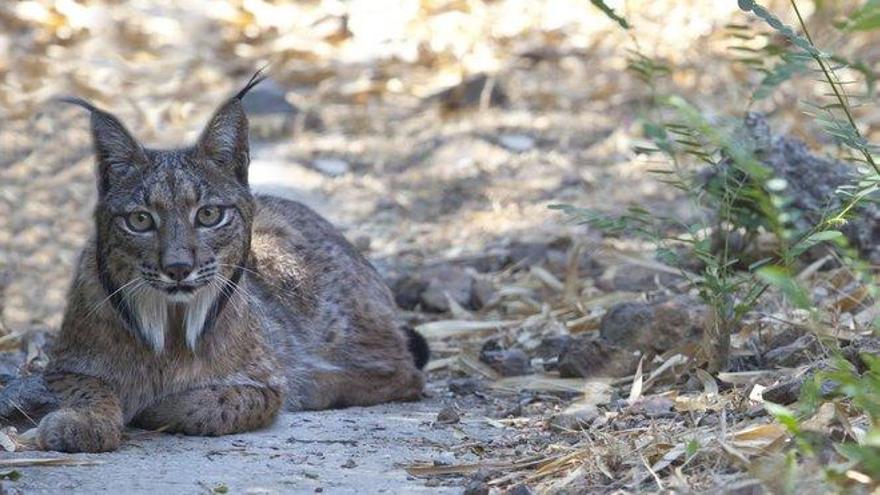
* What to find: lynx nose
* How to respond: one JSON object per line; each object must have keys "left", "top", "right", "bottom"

{"left": 163, "top": 262, "right": 194, "bottom": 283}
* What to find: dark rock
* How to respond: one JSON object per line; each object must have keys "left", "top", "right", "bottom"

{"left": 480, "top": 348, "right": 530, "bottom": 377}
{"left": 557, "top": 337, "right": 640, "bottom": 378}
{"left": 436, "top": 406, "right": 461, "bottom": 424}
{"left": 599, "top": 295, "right": 708, "bottom": 355}
{"left": 549, "top": 402, "right": 599, "bottom": 431}
{"left": 764, "top": 334, "right": 821, "bottom": 367}
{"left": 596, "top": 263, "right": 683, "bottom": 292}
{"left": 462, "top": 480, "right": 489, "bottom": 495}
{"left": 536, "top": 335, "right": 573, "bottom": 372}
{"left": 395, "top": 265, "right": 478, "bottom": 313}
{"left": 240, "top": 78, "right": 315, "bottom": 139}
{"left": 507, "top": 242, "right": 551, "bottom": 268}
{"left": 505, "top": 484, "right": 534, "bottom": 495}
{"left": 470, "top": 278, "right": 496, "bottom": 309}
{"left": 448, "top": 378, "right": 482, "bottom": 396}
{"left": 629, "top": 396, "right": 675, "bottom": 417}
{"left": 392, "top": 275, "right": 429, "bottom": 310}
{"left": 762, "top": 360, "right": 838, "bottom": 405}
{"left": 705, "top": 112, "right": 880, "bottom": 263}
{"left": 0, "top": 374, "right": 59, "bottom": 425}
{"left": 429, "top": 74, "right": 508, "bottom": 112}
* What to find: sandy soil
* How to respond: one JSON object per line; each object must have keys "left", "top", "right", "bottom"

{"left": 2, "top": 398, "right": 501, "bottom": 494}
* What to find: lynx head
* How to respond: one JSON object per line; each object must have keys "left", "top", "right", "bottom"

{"left": 67, "top": 73, "right": 266, "bottom": 353}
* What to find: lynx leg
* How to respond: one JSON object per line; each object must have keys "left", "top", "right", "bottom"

{"left": 132, "top": 384, "right": 282, "bottom": 436}
{"left": 292, "top": 362, "right": 425, "bottom": 410}
{"left": 36, "top": 372, "right": 124, "bottom": 453}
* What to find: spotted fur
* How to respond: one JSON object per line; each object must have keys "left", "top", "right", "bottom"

{"left": 37, "top": 77, "right": 426, "bottom": 453}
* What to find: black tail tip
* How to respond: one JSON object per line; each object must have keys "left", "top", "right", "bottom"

{"left": 404, "top": 326, "right": 430, "bottom": 370}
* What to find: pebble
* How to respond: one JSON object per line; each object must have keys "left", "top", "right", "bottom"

{"left": 312, "top": 158, "right": 350, "bottom": 177}
{"left": 499, "top": 134, "right": 535, "bottom": 152}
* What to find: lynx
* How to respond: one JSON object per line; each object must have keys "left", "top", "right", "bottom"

{"left": 35, "top": 74, "right": 428, "bottom": 453}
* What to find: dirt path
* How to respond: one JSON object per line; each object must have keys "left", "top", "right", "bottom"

{"left": 4, "top": 397, "right": 503, "bottom": 494}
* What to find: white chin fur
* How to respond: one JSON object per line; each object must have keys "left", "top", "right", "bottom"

{"left": 128, "top": 285, "right": 219, "bottom": 353}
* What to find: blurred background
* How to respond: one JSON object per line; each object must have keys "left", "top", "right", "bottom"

{"left": 0, "top": 0, "right": 877, "bottom": 331}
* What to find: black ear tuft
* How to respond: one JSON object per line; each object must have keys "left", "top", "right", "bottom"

{"left": 57, "top": 96, "right": 147, "bottom": 195}
{"left": 235, "top": 65, "right": 270, "bottom": 101}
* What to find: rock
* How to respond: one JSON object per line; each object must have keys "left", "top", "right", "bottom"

{"left": 479, "top": 341, "right": 530, "bottom": 377}
{"left": 340, "top": 459, "right": 357, "bottom": 469}
{"left": 705, "top": 112, "right": 880, "bottom": 263}
{"left": 599, "top": 295, "right": 708, "bottom": 355}
{"left": 498, "top": 134, "right": 535, "bottom": 152}
{"left": 629, "top": 396, "right": 675, "bottom": 417}
{"left": 506, "top": 484, "right": 534, "bottom": 495}
{"left": 483, "top": 348, "right": 530, "bottom": 377}
{"left": 462, "top": 480, "right": 490, "bottom": 495}
{"left": 418, "top": 266, "right": 477, "bottom": 313}
{"left": 762, "top": 360, "right": 838, "bottom": 405}
{"left": 392, "top": 275, "right": 428, "bottom": 310}
{"left": 549, "top": 402, "right": 599, "bottom": 431}
{"left": 596, "top": 263, "right": 683, "bottom": 292}
{"left": 312, "top": 158, "right": 350, "bottom": 177}
{"left": 557, "top": 337, "right": 640, "bottom": 378}
{"left": 764, "top": 334, "right": 821, "bottom": 367}
{"left": 428, "top": 74, "right": 508, "bottom": 112}
{"left": 507, "top": 242, "right": 551, "bottom": 268}
{"left": 448, "top": 378, "right": 482, "bottom": 396}
{"left": 0, "top": 374, "right": 59, "bottom": 426}
{"left": 352, "top": 235, "right": 371, "bottom": 252}
{"left": 536, "top": 335, "right": 572, "bottom": 371}
{"left": 436, "top": 406, "right": 461, "bottom": 424}
{"left": 240, "top": 78, "right": 305, "bottom": 139}
{"left": 471, "top": 278, "right": 496, "bottom": 309}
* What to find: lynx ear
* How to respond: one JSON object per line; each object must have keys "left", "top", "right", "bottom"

{"left": 196, "top": 70, "right": 267, "bottom": 184}
{"left": 59, "top": 97, "right": 147, "bottom": 195}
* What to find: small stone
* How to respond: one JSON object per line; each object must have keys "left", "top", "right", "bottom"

{"left": 436, "top": 406, "right": 461, "bottom": 424}
{"left": 434, "top": 452, "right": 456, "bottom": 466}
{"left": 448, "top": 378, "right": 481, "bottom": 396}
{"left": 557, "top": 337, "right": 640, "bottom": 378}
{"left": 498, "top": 134, "right": 535, "bottom": 152}
{"left": 419, "top": 266, "right": 476, "bottom": 313}
{"left": 462, "top": 480, "right": 490, "bottom": 495}
{"left": 340, "top": 458, "right": 357, "bottom": 469}
{"left": 549, "top": 402, "right": 599, "bottom": 431}
{"left": 506, "top": 484, "right": 534, "bottom": 495}
{"left": 353, "top": 235, "right": 371, "bottom": 252}
{"left": 596, "top": 263, "right": 683, "bottom": 292}
{"left": 629, "top": 396, "right": 675, "bottom": 417}
{"left": 480, "top": 347, "right": 530, "bottom": 377}
{"left": 312, "top": 158, "right": 350, "bottom": 177}
{"left": 470, "top": 278, "right": 496, "bottom": 309}
{"left": 600, "top": 295, "right": 707, "bottom": 355}
{"left": 392, "top": 275, "right": 428, "bottom": 310}
{"left": 764, "top": 334, "right": 820, "bottom": 367}
{"left": 429, "top": 74, "right": 509, "bottom": 112}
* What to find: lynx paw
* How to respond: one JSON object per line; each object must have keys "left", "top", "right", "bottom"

{"left": 36, "top": 409, "right": 121, "bottom": 453}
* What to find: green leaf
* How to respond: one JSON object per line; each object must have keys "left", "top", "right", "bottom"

{"left": 765, "top": 402, "right": 801, "bottom": 435}
{"left": 790, "top": 230, "right": 844, "bottom": 257}
{"left": 589, "top": 0, "right": 629, "bottom": 29}
{"left": 0, "top": 471, "right": 20, "bottom": 481}
{"left": 756, "top": 266, "right": 811, "bottom": 309}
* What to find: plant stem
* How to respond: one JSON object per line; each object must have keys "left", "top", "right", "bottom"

{"left": 789, "top": 0, "right": 879, "bottom": 173}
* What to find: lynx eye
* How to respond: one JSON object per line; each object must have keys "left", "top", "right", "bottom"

{"left": 196, "top": 205, "right": 225, "bottom": 228}
{"left": 125, "top": 211, "right": 155, "bottom": 233}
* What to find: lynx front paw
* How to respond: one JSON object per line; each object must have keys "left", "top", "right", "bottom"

{"left": 36, "top": 409, "right": 121, "bottom": 453}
